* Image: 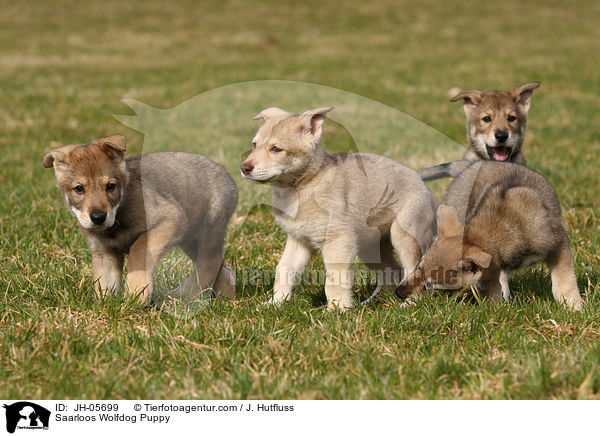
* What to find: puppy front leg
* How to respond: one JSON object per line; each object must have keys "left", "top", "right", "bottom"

{"left": 271, "top": 236, "right": 313, "bottom": 305}
{"left": 499, "top": 270, "right": 511, "bottom": 300}
{"left": 91, "top": 250, "right": 123, "bottom": 297}
{"left": 127, "top": 233, "right": 152, "bottom": 303}
{"left": 322, "top": 238, "right": 357, "bottom": 311}
{"left": 479, "top": 270, "right": 502, "bottom": 303}
{"left": 127, "top": 220, "right": 179, "bottom": 304}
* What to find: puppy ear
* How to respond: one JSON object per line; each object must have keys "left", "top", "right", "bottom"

{"left": 462, "top": 247, "right": 492, "bottom": 271}
{"left": 299, "top": 106, "right": 333, "bottom": 138}
{"left": 450, "top": 89, "right": 482, "bottom": 108}
{"left": 42, "top": 144, "right": 77, "bottom": 170}
{"left": 252, "top": 107, "right": 292, "bottom": 121}
{"left": 97, "top": 135, "right": 126, "bottom": 163}
{"left": 511, "top": 82, "right": 540, "bottom": 113}
{"left": 436, "top": 205, "right": 463, "bottom": 238}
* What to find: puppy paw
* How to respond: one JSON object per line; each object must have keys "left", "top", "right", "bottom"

{"left": 399, "top": 299, "right": 416, "bottom": 309}
{"left": 326, "top": 299, "right": 354, "bottom": 312}
{"left": 256, "top": 294, "right": 290, "bottom": 311}
{"left": 215, "top": 264, "right": 236, "bottom": 298}
{"left": 566, "top": 296, "right": 584, "bottom": 311}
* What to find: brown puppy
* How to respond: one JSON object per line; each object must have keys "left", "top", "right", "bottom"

{"left": 43, "top": 135, "right": 237, "bottom": 303}
{"left": 419, "top": 82, "right": 540, "bottom": 181}
{"left": 397, "top": 161, "right": 583, "bottom": 310}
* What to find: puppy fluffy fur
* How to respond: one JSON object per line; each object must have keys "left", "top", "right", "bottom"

{"left": 241, "top": 107, "right": 437, "bottom": 310}
{"left": 419, "top": 82, "right": 540, "bottom": 181}
{"left": 397, "top": 161, "right": 583, "bottom": 310}
{"left": 43, "top": 135, "right": 237, "bottom": 303}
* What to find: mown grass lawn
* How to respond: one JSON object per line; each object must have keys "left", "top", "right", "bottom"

{"left": 1, "top": 0, "right": 599, "bottom": 399}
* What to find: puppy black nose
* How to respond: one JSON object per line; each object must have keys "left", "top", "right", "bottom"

{"left": 90, "top": 211, "right": 107, "bottom": 225}
{"left": 494, "top": 130, "right": 509, "bottom": 143}
{"left": 240, "top": 162, "right": 254, "bottom": 175}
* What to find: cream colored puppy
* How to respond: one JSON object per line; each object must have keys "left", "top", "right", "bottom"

{"left": 241, "top": 107, "right": 437, "bottom": 310}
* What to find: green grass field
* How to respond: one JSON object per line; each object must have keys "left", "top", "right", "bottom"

{"left": 1, "top": 0, "right": 599, "bottom": 399}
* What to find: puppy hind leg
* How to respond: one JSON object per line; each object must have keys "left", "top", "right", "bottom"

{"left": 168, "top": 271, "right": 203, "bottom": 301}
{"left": 389, "top": 222, "right": 428, "bottom": 306}
{"left": 360, "top": 240, "right": 402, "bottom": 305}
{"left": 322, "top": 238, "right": 357, "bottom": 311}
{"left": 547, "top": 242, "right": 583, "bottom": 310}
{"left": 169, "top": 243, "right": 226, "bottom": 300}
{"left": 168, "top": 240, "right": 206, "bottom": 300}
{"left": 214, "top": 263, "right": 236, "bottom": 298}
{"left": 499, "top": 270, "right": 511, "bottom": 300}
{"left": 180, "top": 224, "right": 235, "bottom": 299}
{"left": 390, "top": 220, "right": 422, "bottom": 278}
{"left": 481, "top": 278, "right": 502, "bottom": 303}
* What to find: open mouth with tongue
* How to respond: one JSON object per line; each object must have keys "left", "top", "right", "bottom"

{"left": 486, "top": 145, "right": 511, "bottom": 161}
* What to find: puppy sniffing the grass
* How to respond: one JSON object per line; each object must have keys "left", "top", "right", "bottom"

{"left": 241, "top": 107, "right": 437, "bottom": 311}
{"left": 419, "top": 82, "right": 540, "bottom": 181}
{"left": 43, "top": 135, "right": 237, "bottom": 304}
{"left": 397, "top": 161, "right": 583, "bottom": 310}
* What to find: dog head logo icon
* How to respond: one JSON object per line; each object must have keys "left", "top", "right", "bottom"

{"left": 3, "top": 402, "right": 50, "bottom": 434}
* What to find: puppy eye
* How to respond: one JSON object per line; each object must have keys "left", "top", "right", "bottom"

{"left": 482, "top": 116, "right": 492, "bottom": 123}
{"left": 106, "top": 183, "right": 116, "bottom": 192}
{"left": 507, "top": 115, "right": 516, "bottom": 122}
{"left": 251, "top": 142, "right": 256, "bottom": 150}
{"left": 462, "top": 261, "right": 479, "bottom": 274}
{"left": 271, "top": 145, "right": 282, "bottom": 153}
{"left": 74, "top": 185, "right": 85, "bottom": 194}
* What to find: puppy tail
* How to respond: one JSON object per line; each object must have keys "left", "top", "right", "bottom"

{"left": 361, "top": 283, "right": 384, "bottom": 306}
{"left": 418, "top": 160, "right": 475, "bottom": 182}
